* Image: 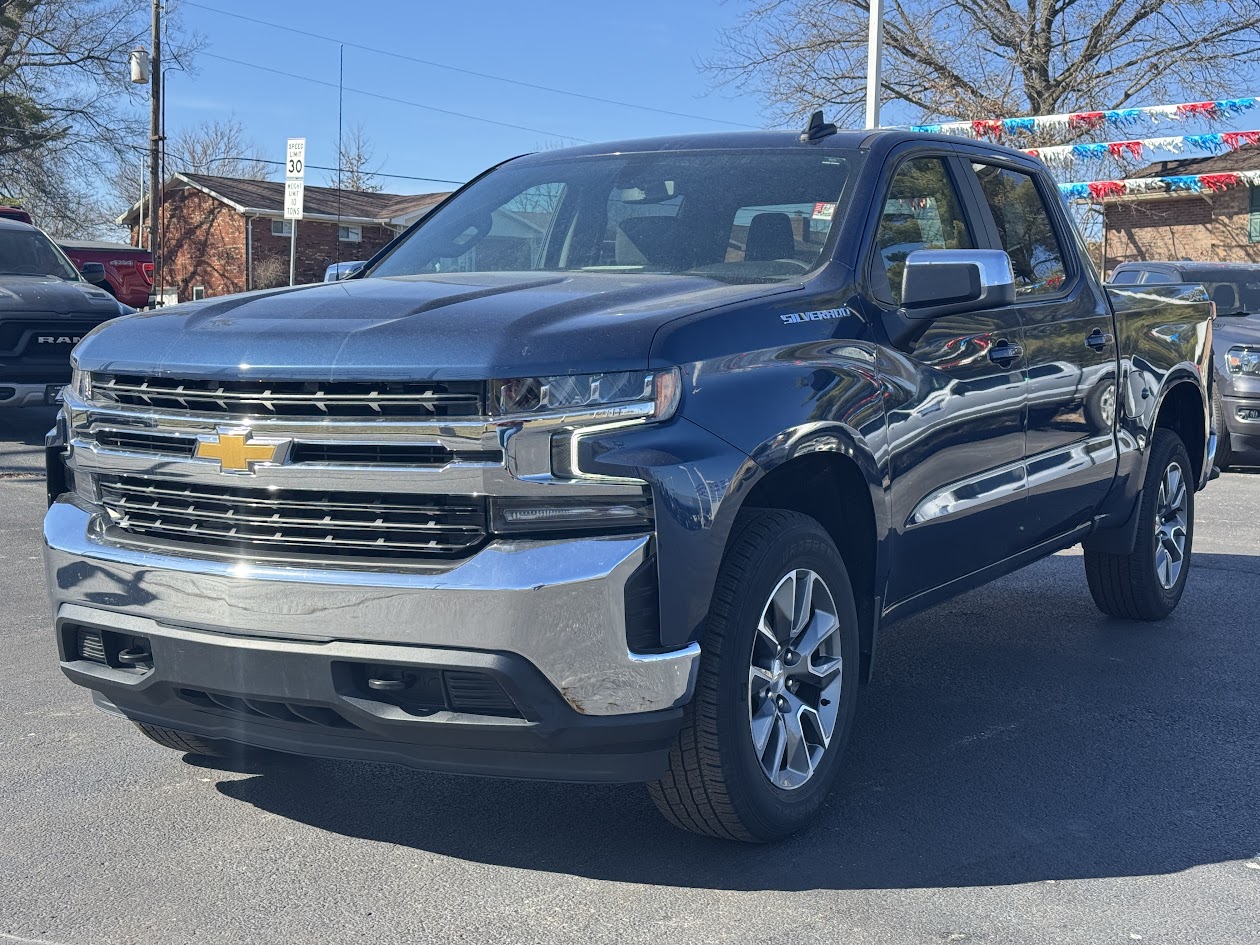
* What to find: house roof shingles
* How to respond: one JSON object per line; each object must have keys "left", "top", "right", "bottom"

{"left": 119, "top": 173, "right": 452, "bottom": 226}
{"left": 1127, "top": 146, "right": 1260, "bottom": 180}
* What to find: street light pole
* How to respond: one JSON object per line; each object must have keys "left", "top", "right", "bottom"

{"left": 865, "top": 0, "right": 884, "bottom": 129}
{"left": 149, "top": 0, "right": 162, "bottom": 303}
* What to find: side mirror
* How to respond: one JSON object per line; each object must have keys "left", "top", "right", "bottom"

{"left": 899, "top": 249, "right": 1016, "bottom": 319}
{"left": 78, "top": 262, "right": 107, "bottom": 285}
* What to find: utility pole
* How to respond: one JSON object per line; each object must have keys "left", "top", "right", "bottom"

{"left": 865, "top": 0, "right": 884, "bottom": 129}
{"left": 148, "top": 0, "right": 162, "bottom": 304}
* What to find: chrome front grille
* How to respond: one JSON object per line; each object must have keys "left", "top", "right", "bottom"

{"left": 98, "top": 475, "right": 488, "bottom": 561}
{"left": 91, "top": 374, "right": 485, "bottom": 418}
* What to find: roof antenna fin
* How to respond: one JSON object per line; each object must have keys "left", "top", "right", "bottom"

{"left": 800, "top": 109, "right": 838, "bottom": 143}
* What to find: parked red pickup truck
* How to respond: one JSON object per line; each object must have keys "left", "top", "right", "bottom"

{"left": 58, "top": 240, "right": 153, "bottom": 309}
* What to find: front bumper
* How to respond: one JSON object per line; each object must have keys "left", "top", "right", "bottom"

{"left": 1223, "top": 392, "right": 1260, "bottom": 456}
{"left": 0, "top": 381, "right": 62, "bottom": 407}
{"left": 44, "top": 500, "right": 700, "bottom": 781}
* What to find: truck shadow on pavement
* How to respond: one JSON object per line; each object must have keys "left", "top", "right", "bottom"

{"left": 208, "top": 550, "right": 1260, "bottom": 891}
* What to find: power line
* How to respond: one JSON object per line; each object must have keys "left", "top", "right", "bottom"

{"left": 188, "top": 155, "right": 464, "bottom": 185}
{"left": 202, "top": 52, "right": 590, "bottom": 143}
{"left": 186, "top": 0, "right": 759, "bottom": 129}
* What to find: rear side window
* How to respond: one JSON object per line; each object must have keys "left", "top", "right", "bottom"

{"left": 873, "top": 157, "right": 974, "bottom": 304}
{"left": 1140, "top": 271, "right": 1174, "bottom": 284}
{"left": 1109, "top": 269, "right": 1141, "bottom": 284}
{"left": 971, "top": 163, "right": 1068, "bottom": 296}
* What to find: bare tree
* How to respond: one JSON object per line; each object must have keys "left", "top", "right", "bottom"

{"left": 707, "top": 0, "right": 1260, "bottom": 132}
{"left": 168, "top": 118, "right": 270, "bottom": 179}
{"left": 0, "top": 0, "right": 200, "bottom": 236}
{"left": 333, "top": 123, "right": 383, "bottom": 193}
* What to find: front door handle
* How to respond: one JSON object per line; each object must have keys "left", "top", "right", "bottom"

{"left": 1085, "top": 328, "right": 1114, "bottom": 351}
{"left": 989, "top": 341, "right": 1023, "bottom": 363}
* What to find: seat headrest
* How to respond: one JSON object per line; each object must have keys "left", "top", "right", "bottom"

{"left": 745, "top": 212, "right": 796, "bottom": 262}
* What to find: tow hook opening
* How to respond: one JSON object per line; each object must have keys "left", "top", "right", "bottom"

{"left": 67, "top": 624, "right": 153, "bottom": 673}
{"left": 336, "top": 662, "right": 523, "bottom": 718}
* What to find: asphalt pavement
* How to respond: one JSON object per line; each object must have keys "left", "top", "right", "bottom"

{"left": 2, "top": 406, "right": 1257, "bottom": 945}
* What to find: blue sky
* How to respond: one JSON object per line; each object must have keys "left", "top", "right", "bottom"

{"left": 168, "top": 1, "right": 1260, "bottom": 197}
{"left": 170, "top": 0, "right": 765, "bottom": 194}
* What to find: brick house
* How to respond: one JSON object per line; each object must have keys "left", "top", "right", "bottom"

{"left": 119, "top": 174, "right": 451, "bottom": 302}
{"left": 1102, "top": 148, "right": 1260, "bottom": 275}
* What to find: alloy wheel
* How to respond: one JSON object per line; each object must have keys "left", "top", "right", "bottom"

{"left": 1154, "top": 460, "right": 1188, "bottom": 590}
{"left": 748, "top": 569, "right": 844, "bottom": 790}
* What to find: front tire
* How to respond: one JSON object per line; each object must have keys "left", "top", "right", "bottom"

{"left": 133, "top": 721, "right": 229, "bottom": 758}
{"left": 1085, "top": 429, "right": 1195, "bottom": 620}
{"left": 648, "top": 510, "right": 861, "bottom": 842}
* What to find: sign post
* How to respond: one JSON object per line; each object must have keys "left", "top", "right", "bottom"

{"left": 284, "top": 137, "right": 306, "bottom": 286}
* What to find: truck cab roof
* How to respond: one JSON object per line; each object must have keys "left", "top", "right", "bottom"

{"left": 513, "top": 128, "right": 1041, "bottom": 164}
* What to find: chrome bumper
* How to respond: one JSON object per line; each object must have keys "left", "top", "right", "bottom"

{"left": 43, "top": 499, "right": 699, "bottom": 716}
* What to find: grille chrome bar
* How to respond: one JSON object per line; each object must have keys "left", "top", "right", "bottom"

{"left": 93, "top": 374, "right": 485, "bottom": 419}
{"left": 88, "top": 428, "right": 503, "bottom": 468}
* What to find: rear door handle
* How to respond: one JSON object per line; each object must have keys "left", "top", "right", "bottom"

{"left": 989, "top": 341, "right": 1022, "bottom": 363}
{"left": 1085, "top": 328, "right": 1114, "bottom": 351}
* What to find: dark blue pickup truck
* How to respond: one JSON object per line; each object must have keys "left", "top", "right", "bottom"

{"left": 44, "top": 118, "right": 1214, "bottom": 841}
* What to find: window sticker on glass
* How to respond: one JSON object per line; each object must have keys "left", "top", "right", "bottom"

{"left": 812, "top": 202, "right": 837, "bottom": 221}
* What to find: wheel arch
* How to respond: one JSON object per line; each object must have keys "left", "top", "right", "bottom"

{"left": 1152, "top": 374, "right": 1208, "bottom": 488}
{"left": 726, "top": 429, "right": 888, "bottom": 682}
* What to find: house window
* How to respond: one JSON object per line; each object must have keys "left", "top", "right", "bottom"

{"left": 191, "top": 286, "right": 205, "bottom": 300}
{"left": 1250, "top": 186, "right": 1260, "bottom": 243}
{"left": 338, "top": 225, "right": 362, "bottom": 242}
{"left": 271, "top": 219, "right": 293, "bottom": 237}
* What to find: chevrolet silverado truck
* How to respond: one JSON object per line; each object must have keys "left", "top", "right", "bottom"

{"left": 1, "top": 220, "right": 133, "bottom": 409}
{"left": 44, "top": 118, "right": 1215, "bottom": 841}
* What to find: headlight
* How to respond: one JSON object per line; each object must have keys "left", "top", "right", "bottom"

{"left": 68, "top": 364, "right": 92, "bottom": 401}
{"left": 491, "top": 368, "right": 680, "bottom": 422}
{"left": 1226, "top": 346, "right": 1260, "bottom": 377}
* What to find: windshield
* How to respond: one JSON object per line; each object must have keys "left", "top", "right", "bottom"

{"left": 0, "top": 227, "right": 81, "bottom": 281}
{"left": 371, "top": 149, "right": 858, "bottom": 285}
{"left": 1198, "top": 276, "right": 1260, "bottom": 315}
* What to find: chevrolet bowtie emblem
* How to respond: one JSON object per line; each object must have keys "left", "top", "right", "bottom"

{"left": 195, "top": 431, "right": 287, "bottom": 473}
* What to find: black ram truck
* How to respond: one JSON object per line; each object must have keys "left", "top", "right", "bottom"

{"left": 44, "top": 121, "right": 1214, "bottom": 841}
{"left": 1, "top": 220, "right": 131, "bottom": 409}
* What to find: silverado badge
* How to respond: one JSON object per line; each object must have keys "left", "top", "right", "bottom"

{"left": 194, "top": 431, "right": 288, "bottom": 473}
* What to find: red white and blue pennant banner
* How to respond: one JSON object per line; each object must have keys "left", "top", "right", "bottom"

{"left": 1059, "top": 169, "right": 1260, "bottom": 200}
{"left": 912, "top": 98, "right": 1257, "bottom": 139}
{"left": 1029, "top": 130, "right": 1260, "bottom": 165}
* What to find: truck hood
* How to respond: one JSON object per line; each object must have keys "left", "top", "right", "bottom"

{"left": 73, "top": 272, "right": 798, "bottom": 380}
{"left": 0, "top": 276, "right": 121, "bottom": 316}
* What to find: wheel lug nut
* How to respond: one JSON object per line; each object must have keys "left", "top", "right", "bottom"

{"left": 784, "top": 649, "right": 799, "bottom": 665}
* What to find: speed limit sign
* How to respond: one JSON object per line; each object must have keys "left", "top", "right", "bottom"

{"left": 284, "top": 137, "right": 305, "bottom": 220}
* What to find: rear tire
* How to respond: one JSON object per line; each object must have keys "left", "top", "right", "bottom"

{"left": 1085, "top": 429, "right": 1194, "bottom": 620}
{"left": 648, "top": 510, "right": 861, "bottom": 842}
{"left": 133, "top": 721, "right": 229, "bottom": 758}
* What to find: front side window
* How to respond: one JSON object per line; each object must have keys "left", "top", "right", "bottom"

{"left": 370, "top": 150, "right": 858, "bottom": 285}
{"left": 0, "top": 228, "right": 81, "bottom": 281}
{"left": 872, "top": 157, "right": 974, "bottom": 304}
{"left": 971, "top": 162, "right": 1068, "bottom": 296}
